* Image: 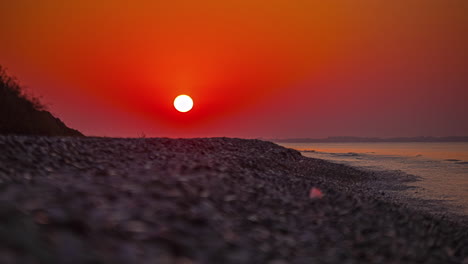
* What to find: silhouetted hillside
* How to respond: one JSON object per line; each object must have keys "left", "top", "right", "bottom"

{"left": 0, "top": 66, "right": 83, "bottom": 136}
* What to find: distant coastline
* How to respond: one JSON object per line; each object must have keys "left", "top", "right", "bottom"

{"left": 271, "top": 136, "right": 468, "bottom": 143}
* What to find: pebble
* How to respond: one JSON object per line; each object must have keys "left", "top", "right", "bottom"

{"left": 309, "top": 187, "right": 324, "bottom": 199}
{"left": 0, "top": 135, "right": 466, "bottom": 264}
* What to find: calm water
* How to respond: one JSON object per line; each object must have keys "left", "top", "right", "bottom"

{"left": 277, "top": 142, "right": 468, "bottom": 215}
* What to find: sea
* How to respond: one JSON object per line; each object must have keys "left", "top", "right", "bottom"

{"left": 277, "top": 142, "right": 468, "bottom": 216}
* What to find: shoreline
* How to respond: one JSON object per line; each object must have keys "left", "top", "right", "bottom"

{"left": 286, "top": 146, "right": 468, "bottom": 219}
{"left": 329, "top": 163, "right": 468, "bottom": 223}
{"left": 0, "top": 135, "right": 467, "bottom": 263}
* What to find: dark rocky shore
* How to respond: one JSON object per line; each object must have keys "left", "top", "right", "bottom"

{"left": 0, "top": 136, "right": 467, "bottom": 264}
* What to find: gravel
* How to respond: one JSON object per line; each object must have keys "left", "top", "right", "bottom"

{"left": 0, "top": 135, "right": 467, "bottom": 264}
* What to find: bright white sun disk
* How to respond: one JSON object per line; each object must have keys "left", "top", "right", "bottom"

{"left": 173, "top": 95, "right": 193, "bottom": 112}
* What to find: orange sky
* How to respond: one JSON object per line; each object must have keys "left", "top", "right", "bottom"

{"left": 0, "top": 0, "right": 467, "bottom": 138}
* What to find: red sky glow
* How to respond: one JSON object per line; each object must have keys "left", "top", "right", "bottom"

{"left": 0, "top": 0, "right": 467, "bottom": 138}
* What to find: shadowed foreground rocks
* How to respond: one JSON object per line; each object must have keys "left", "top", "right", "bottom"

{"left": 0, "top": 136, "right": 467, "bottom": 264}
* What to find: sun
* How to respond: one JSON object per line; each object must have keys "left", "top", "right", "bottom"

{"left": 173, "top": 94, "right": 193, "bottom": 112}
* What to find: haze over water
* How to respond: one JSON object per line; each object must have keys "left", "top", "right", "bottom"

{"left": 279, "top": 142, "right": 468, "bottom": 215}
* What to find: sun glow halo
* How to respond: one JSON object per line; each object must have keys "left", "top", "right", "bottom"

{"left": 173, "top": 95, "right": 194, "bottom": 112}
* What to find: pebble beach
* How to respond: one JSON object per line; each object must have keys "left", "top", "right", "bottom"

{"left": 0, "top": 136, "right": 467, "bottom": 263}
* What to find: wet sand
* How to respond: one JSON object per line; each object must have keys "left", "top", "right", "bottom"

{"left": 0, "top": 136, "right": 467, "bottom": 263}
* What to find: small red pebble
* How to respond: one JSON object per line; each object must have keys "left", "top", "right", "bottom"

{"left": 34, "top": 211, "right": 49, "bottom": 225}
{"left": 309, "top": 187, "right": 324, "bottom": 199}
